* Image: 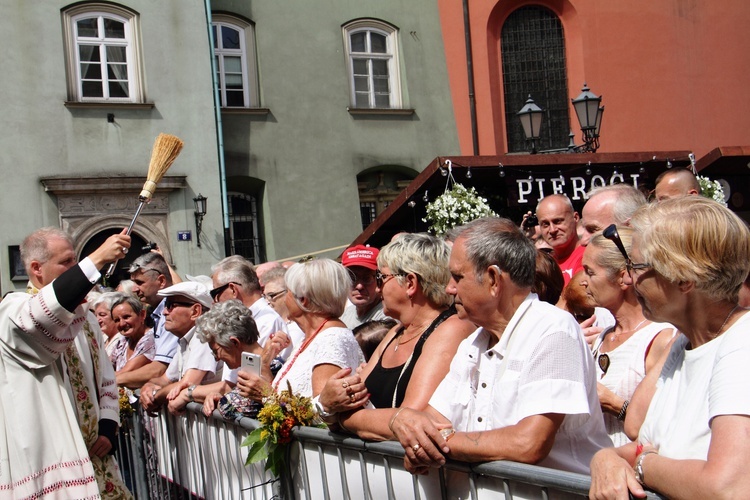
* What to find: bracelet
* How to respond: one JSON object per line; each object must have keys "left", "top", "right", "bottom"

{"left": 388, "top": 407, "right": 409, "bottom": 434}
{"left": 312, "top": 395, "right": 335, "bottom": 419}
{"left": 634, "top": 450, "right": 657, "bottom": 485}
{"left": 617, "top": 399, "right": 629, "bottom": 421}
{"left": 187, "top": 384, "right": 197, "bottom": 403}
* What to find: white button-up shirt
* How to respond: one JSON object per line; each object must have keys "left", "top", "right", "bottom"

{"left": 430, "top": 294, "right": 611, "bottom": 474}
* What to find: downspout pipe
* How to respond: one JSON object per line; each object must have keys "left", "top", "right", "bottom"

{"left": 463, "top": 0, "right": 479, "bottom": 155}
{"left": 203, "top": 0, "right": 231, "bottom": 256}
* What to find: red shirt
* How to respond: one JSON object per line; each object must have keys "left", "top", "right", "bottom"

{"left": 556, "top": 245, "right": 585, "bottom": 285}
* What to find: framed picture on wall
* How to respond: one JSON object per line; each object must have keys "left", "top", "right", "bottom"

{"left": 9, "top": 246, "right": 27, "bottom": 281}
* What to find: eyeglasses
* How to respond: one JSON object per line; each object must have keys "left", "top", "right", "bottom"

{"left": 262, "top": 289, "right": 287, "bottom": 302}
{"left": 348, "top": 270, "right": 376, "bottom": 286}
{"left": 602, "top": 224, "right": 652, "bottom": 277}
{"left": 164, "top": 300, "right": 196, "bottom": 311}
{"left": 375, "top": 270, "right": 406, "bottom": 288}
{"left": 209, "top": 282, "right": 239, "bottom": 301}
{"left": 209, "top": 342, "right": 227, "bottom": 361}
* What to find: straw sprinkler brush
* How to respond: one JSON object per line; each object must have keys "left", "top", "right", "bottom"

{"left": 105, "top": 133, "right": 184, "bottom": 278}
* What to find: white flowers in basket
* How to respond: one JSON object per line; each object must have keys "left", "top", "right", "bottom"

{"left": 423, "top": 183, "right": 497, "bottom": 237}
{"left": 697, "top": 176, "right": 727, "bottom": 206}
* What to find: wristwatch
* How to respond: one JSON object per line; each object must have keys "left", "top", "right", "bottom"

{"left": 312, "top": 396, "right": 336, "bottom": 422}
{"left": 187, "top": 384, "right": 197, "bottom": 403}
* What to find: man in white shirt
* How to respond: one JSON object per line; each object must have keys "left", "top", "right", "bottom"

{"left": 209, "top": 256, "right": 288, "bottom": 356}
{"left": 140, "top": 282, "right": 220, "bottom": 412}
{"left": 390, "top": 217, "right": 611, "bottom": 475}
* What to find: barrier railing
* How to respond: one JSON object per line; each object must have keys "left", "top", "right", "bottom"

{"left": 117, "top": 403, "right": 664, "bottom": 500}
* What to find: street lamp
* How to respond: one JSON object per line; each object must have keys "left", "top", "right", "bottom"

{"left": 193, "top": 193, "right": 207, "bottom": 248}
{"left": 517, "top": 95, "right": 544, "bottom": 154}
{"left": 571, "top": 83, "right": 604, "bottom": 152}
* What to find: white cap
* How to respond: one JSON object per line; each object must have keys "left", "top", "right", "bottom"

{"left": 157, "top": 282, "right": 212, "bottom": 309}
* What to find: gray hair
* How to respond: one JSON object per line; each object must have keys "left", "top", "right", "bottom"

{"left": 196, "top": 299, "right": 259, "bottom": 347}
{"left": 93, "top": 291, "right": 129, "bottom": 312}
{"left": 285, "top": 259, "right": 352, "bottom": 317}
{"left": 586, "top": 184, "right": 647, "bottom": 224}
{"left": 128, "top": 253, "right": 172, "bottom": 285}
{"left": 261, "top": 266, "right": 287, "bottom": 286}
{"left": 110, "top": 292, "right": 146, "bottom": 316}
{"left": 378, "top": 233, "right": 452, "bottom": 308}
{"left": 211, "top": 256, "right": 261, "bottom": 294}
{"left": 453, "top": 217, "right": 536, "bottom": 288}
{"left": 20, "top": 227, "right": 74, "bottom": 272}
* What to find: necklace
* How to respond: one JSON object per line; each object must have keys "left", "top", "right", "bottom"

{"left": 710, "top": 304, "right": 740, "bottom": 338}
{"left": 394, "top": 329, "right": 423, "bottom": 352}
{"left": 609, "top": 318, "right": 648, "bottom": 343}
{"left": 273, "top": 318, "right": 332, "bottom": 390}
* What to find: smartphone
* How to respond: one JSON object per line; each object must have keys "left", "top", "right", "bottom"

{"left": 241, "top": 352, "right": 261, "bottom": 376}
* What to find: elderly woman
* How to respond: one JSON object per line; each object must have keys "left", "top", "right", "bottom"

{"left": 589, "top": 197, "right": 750, "bottom": 499}
{"left": 318, "top": 233, "right": 475, "bottom": 440}
{"left": 92, "top": 292, "right": 124, "bottom": 356}
{"left": 580, "top": 226, "right": 674, "bottom": 446}
{"left": 260, "top": 267, "right": 306, "bottom": 352}
{"left": 108, "top": 293, "right": 155, "bottom": 373}
{"left": 237, "top": 259, "right": 364, "bottom": 400}
{"left": 190, "top": 299, "right": 270, "bottom": 418}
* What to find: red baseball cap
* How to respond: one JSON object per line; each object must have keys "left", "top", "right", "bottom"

{"left": 342, "top": 245, "right": 379, "bottom": 270}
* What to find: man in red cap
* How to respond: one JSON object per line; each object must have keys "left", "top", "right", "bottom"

{"left": 340, "top": 245, "right": 390, "bottom": 329}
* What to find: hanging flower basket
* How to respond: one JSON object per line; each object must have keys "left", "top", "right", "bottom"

{"left": 423, "top": 183, "right": 497, "bottom": 237}
{"left": 697, "top": 175, "right": 727, "bottom": 206}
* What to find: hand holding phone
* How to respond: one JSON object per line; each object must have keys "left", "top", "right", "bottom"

{"left": 241, "top": 352, "right": 261, "bottom": 376}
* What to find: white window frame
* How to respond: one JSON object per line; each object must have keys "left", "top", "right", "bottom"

{"left": 62, "top": 3, "right": 144, "bottom": 103}
{"left": 212, "top": 15, "right": 259, "bottom": 108}
{"left": 343, "top": 20, "right": 402, "bottom": 109}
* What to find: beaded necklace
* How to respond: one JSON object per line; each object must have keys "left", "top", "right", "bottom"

{"left": 272, "top": 318, "right": 332, "bottom": 391}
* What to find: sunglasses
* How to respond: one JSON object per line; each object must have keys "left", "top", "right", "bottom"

{"left": 375, "top": 270, "right": 406, "bottom": 288}
{"left": 602, "top": 224, "right": 652, "bottom": 277}
{"left": 164, "top": 300, "right": 196, "bottom": 311}
{"left": 209, "top": 282, "right": 239, "bottom": 301}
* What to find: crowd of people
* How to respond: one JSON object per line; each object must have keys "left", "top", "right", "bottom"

{"left": 2, "top": 167, "right": 749, "bottom": 499}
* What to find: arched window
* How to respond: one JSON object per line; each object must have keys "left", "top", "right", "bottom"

{"left": 228, "top": 192, "right": 262, "bottom": 263}
{"left": 212, "top": 15, "right": 259, "bottom": 108}
{"left": 343, "top": 20, "right": 402, "bottom": 109}
{"left": 501, "top": 6, "right": 570, "bottom": 152}
{"left": 62, "top": 3, "right": 144, "bottom": 102}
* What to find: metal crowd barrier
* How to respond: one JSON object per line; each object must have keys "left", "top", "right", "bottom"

{"left": 115, "top": 403, "right": 664, "bottom": 500}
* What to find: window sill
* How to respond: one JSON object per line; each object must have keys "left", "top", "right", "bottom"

{"left": 347, "top": 107, "right": 415, "bottom": 116}
{"left": 64, "top": 101, "right": 155, "bottom": 109}
{"left": 221, "top": 107, "right": 271, "bottom": 116}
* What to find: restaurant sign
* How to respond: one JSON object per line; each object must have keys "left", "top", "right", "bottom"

{"left": 514, "top": 172, "right": 643, "bottom": 205}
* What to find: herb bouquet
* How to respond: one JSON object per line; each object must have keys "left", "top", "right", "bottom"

{"left": 697, "top": 175, "right": 727, "bottom": 206}
{"left": 242, "top": 381, "right": 325, "bottom": 476}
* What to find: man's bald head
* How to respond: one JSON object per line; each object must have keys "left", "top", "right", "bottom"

{"left": 654, "top": 169, "right": 700, "bottom": 202}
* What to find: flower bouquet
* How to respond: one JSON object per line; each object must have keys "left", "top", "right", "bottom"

{"left": 242, "top": 381, "right": 324, "bottom": 476}
{"left": 119, "top": 387, "right": 134, "bottom": 418}
{"left": 423, "top": 183, "right": 497, "bottom": 237}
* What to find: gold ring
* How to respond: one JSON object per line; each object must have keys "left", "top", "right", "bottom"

{"left": 342, "top": 381, "right": 349, "bottom": 389}
{"left": 412, "top": 444, "right": 421, "bottom": 452}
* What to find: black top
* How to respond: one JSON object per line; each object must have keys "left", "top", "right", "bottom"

{"left": 365, "top": 307, "right": 455, "bottom": 408}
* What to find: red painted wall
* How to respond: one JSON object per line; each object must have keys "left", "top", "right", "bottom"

{"left": 438, "top": 0, "right": 750, "bottom": 158}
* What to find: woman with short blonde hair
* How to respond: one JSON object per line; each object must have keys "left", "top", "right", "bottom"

{"left": 590, "top": 197, "right": 750, "bottom": 499}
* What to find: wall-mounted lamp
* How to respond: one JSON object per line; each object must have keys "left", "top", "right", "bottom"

{"left": 517, "top": 95, "right": 544, "bottom": 154}
{"left": 193, "top": 194, "right": 207, "bottom": 248}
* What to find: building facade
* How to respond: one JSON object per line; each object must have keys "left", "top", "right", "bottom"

{"left": 0, "top": 0, "right": 458, "bottom": 292}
